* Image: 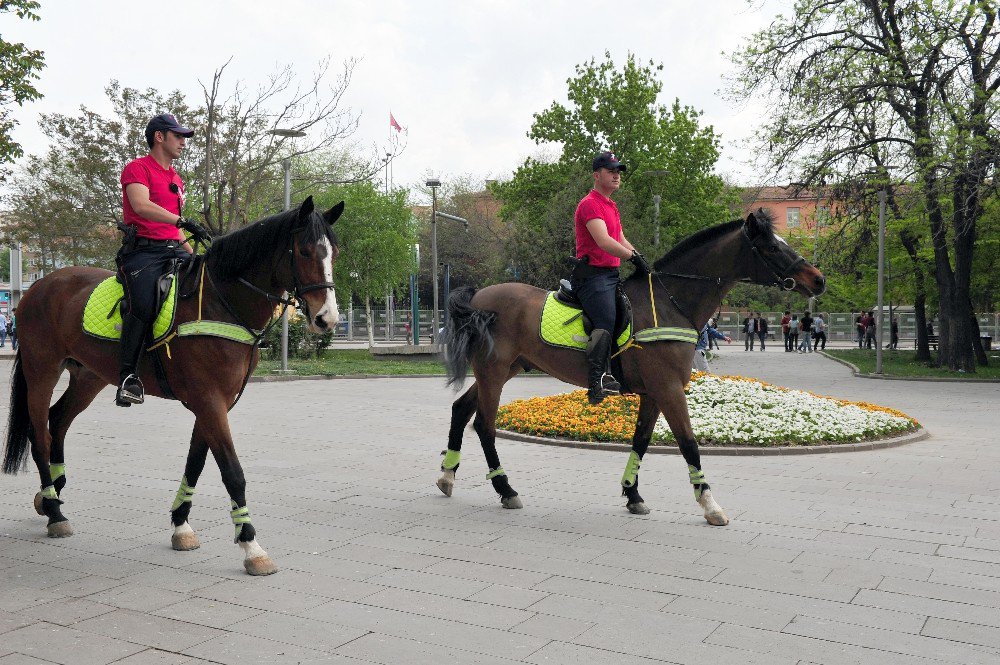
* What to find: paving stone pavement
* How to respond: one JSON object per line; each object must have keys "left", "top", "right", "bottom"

{"left": 1, "top": 347, "right": 998, "bottom": 665}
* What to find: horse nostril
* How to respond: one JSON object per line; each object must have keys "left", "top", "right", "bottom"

{"left": 314, "top": 316, "right": 328, "bottom": 330}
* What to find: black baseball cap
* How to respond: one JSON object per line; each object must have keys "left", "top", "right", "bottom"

{"left": 592, "top": 151, "right": 626, "bottom": 172}
{"left": 145, "top": 113, "right": 194, "bottom": 143}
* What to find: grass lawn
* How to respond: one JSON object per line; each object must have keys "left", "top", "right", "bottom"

{"left": 254, "top": 349, "right": 448, "bottom": 376}
{"left": 825, "top": 348, "right": 1000, "bottom": 379}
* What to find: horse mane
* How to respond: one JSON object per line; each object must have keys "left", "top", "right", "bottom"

{"left": 206, "top": 205, "right": 337, "bottom": 280}
{"left": 643, "top": 208, "right": 776, "bottom": 274}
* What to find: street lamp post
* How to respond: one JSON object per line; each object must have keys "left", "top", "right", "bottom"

{"left": 426, "top": 179, "right": 441, "bottom": 343}
{"left": 644, "top": 169, "right": 668, "bottom": 248}
{"left": 876, "top": 188, "right": 887, "bottom": 374}
{"left": 267, "top": 128, "right": 307, "bottom": 372}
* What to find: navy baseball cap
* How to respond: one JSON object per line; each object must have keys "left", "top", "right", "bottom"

{"left": 145, "top": 113, "right": 194, "bottom": 142}
{"left": 592, "top": 151, "right": 626, "bottom": 172}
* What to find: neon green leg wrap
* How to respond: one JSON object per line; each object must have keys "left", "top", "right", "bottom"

{"left": 621, "top": 451, "right": 642, "bottom": 488}
{"left": 486, "top": 467, "right": 506, "bottom": 480}
{"left": 39, "top": 485, "right": 58, "bottom": 500}
{"left": 442, "top": 449, "right": 461, "bottom": 471}
{"left": 171, "top": 475, "right": 196, "bottom": 512}
{"left": 689, "top": 465, "right": 706, "bottom": 501}
{"left": 49, "top": 463, "right": 66, "bottom": 483}
{"left": 231, "top": 501, "right": 251, "bottom": 542}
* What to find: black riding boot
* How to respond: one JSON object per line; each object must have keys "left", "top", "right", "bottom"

{"left": 586, "top": 329, "right": 620, "bottom": 405}
{"left": 116, "top": 313, "right": 147, "bottom": 407}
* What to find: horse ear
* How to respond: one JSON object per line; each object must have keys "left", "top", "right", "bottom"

{"left": 745, "top": 211, "right": 760, "bottom": 236}
{"left": 324, "top": 201, "right": 345, "bottom": 226}
{"left": 299, "top": 195, "right": 315, "bottom": 218}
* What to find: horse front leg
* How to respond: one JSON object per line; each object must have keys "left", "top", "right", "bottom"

{"left": 168, "top": 432, "right": 209, "bottom": 551}
{"left": 653, "top": 385, "right": 729, "bottom": 526}
{"left": 192, "top": 401, "right": 278, "bottom": 575}
{"left": 437, "top": 384, "right": 478, "bottom": 497}
{"left": 621, "top": 395, "right": 659, "bottom": 515}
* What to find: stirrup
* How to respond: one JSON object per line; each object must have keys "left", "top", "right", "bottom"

{"left": 116, "top": 374, "right": 144, "bottom": 407}
{"left": 588, "top": 373, "right": 620, "bottom": 405}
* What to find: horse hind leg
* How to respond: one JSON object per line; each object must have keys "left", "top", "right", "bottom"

{"left": 32, "top": 364, "right": 107, "bottom": 529}
{"left": 437, "top": 384, "right": 479, "bottom": 497}
{"left": 472, "top": 364, "right": 522, "bottom": 509}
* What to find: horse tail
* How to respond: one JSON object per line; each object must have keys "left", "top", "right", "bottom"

{"left": 442, "top": 286, "right": 496, "bottom": 388}
{"left": 3, "top": 353, "right": 33, "bottom": 475}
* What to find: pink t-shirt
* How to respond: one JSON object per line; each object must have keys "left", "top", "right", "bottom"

{"left": 574, "top": 189, "right": 622, "bottom": 268}
{"left": 120, "top": 155, "right": 184, "bottom": 241}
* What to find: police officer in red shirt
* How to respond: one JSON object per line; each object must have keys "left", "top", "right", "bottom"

{"left": 572, "top": 151, "right": 652, "bottom": 404}
{"left": 116, "top": 113, "right": 210, "bottom": 406}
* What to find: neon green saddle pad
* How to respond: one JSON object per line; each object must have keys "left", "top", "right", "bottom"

{"left": 82, "top": 275, "right": 177, "bottom": 343}
{"left": 539, "top": 292, "right": 632, "bottom": 351}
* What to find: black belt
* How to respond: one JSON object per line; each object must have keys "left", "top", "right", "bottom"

{"left": 133, "top": 237, "right": 180, "bottom": 248}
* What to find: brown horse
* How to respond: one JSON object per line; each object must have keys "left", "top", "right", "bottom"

{"left": 2, "top": 197, "right": 343, "bottom": 575}
{"left": 438, "top": 209, "right": 825, "bottom": 522}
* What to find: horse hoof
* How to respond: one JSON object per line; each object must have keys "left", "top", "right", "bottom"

{"left": 33, "top": 492, "right": 44, "bottom": 515}
{"left": 705, "top": 511, "right": 730, "bottom": 526}
{"left": 244, "top": 555, "right": 278, "bottom": 576}
{"left": 47, "top": 521, "right": 73, "bottom": 538}
{"left": 627, "top": 502, "right": 650, "bottom": 515}
{"left": 436, "top": 477, "right": 454, "bottom": 497}
{"left": 501, "top": 495, "right": 523, "bottom": 510}
{"left": 171, "top": 532, "right": 201, "bottom": 551}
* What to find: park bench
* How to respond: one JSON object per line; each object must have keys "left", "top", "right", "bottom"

{"left": 913, "top": 335, "right": 939, "bottom": 350}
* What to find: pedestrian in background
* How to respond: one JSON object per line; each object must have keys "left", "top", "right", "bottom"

{"left": 890, "top": 316, "right": 899, "bottom": 350}
{"left": 756, "top": 312, "right": 768, "bottom": 351}
{"left": 788, "top": 314, "right": 799, "bottom": 353}
{"left": 813, "top": 312, "right": 827, "bottom": 351}
{"left": 865, "top": 311, "right": 876, "bottom": 349}
{"left": 694, "top": 323, "right": 731, "bottom": 372}
{"left": 744, "top": 312, "right": 756, "bottom": 351}
{"left": 798, "top": 311, "right": 814, "bottom": 353}
{"left": 855, "top": 312, "right": 865, "bottom": 348}
{"left": 0, "top": 313, "right": 7, "bottom": 348}
{"left": 781, "top": 310, "right": 792, "bottom": 352}
{"left": 9, "top": 308, "right": 16, "bottom": 351}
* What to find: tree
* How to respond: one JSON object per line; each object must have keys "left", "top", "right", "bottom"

{"left": 728, "top": 0, "right": 999, "bottom": 371}
{"left": 494, "top": 52, "right": 736, "bottom": 288}
{"left": 314, "top": 182, "right": 416, "bottom": 347}
{"left": 0, "top": 0, "right": 44, "bottom": 178}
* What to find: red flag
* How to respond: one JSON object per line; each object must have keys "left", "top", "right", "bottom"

{"left": 389, "top": 112, "right": 403, "bottom": 133}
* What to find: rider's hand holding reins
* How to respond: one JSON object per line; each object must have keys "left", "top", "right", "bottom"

{"left": 177, "top": 217, "right": 213, "bottom": 244}
{"left": 629, "top": 250, "right": 654, "bottom": 275}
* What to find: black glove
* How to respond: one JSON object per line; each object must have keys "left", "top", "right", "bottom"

{"left": 629, "top": 250, "right": 654, "bottom": 275}
{"left": 177, "top": 218, "right": 213, "bottom": 243}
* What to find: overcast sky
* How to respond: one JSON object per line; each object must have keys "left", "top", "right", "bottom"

{"left": 8, "top": 0, "right": 786, "bottom": 201}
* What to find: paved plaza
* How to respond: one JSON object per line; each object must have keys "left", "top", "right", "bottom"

{"left": 1, "top": 347, "right": 999, "bottom": 664}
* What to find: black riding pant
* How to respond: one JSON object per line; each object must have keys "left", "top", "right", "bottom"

{"left": 570, "top": 267, "right": 619, "bottom": 333}
{"left": 117, "top": 243, "right": 189, "bottom": 325}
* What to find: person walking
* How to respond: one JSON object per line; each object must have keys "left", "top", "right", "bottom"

{"left": 116, "top": 113, "right": 211, "bottom": 406}
{"left": 0, "top": 313, "right": 7, "bottom": 348}
{"left": 9, "top": 307, "right": 16, "bottom": 351}
{"left": 788, "top": 314, "right": 799, "bottom": 353}
{"left": 707, "top": 316, "right": 720, "bottom": 350}
{"left": 571, "top": 151, "right": 650, "bottom": 405}
{"left": 890, "top": 316, "right": 899, "bottom": 350}
{"left": 864, "top": 311, "right": 876, "bottom": 349}
{"left": 798, "top": 311, "right": 814, "bottom": 353}
{"left": 781, "top": 310, "right": 792, "bottom": 352}
{"left": 855, "top": 312, "right": 865, "bottom": 348}
{"left": 813, "top": 312, "right": 827, "bottom": 351}
{"left": 694, "top": 323, "right": 731, "bottom": 372}
{"left": 756, "top": 312, "right": 768, "bottom": 351}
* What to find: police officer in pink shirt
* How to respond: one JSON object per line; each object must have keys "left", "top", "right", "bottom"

{"left": 572, "top": 151, "right": 652, "bottom": 404}
{"left": 116, "top": 113, "right": 211, "bottom": 406}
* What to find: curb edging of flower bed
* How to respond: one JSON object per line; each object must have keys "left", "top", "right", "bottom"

{"left": 820, "top": 352, "right": 1000, "bottom": 383}
{"left": 495, "top": 426, "right": 929, "bottom": 456}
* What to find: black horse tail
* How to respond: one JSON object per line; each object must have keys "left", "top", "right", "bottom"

{"left": 3, "top": 353, "right": 33, "bottom": 475}
{"left": 442, "top": 286, "right": 496, "bottom": 388}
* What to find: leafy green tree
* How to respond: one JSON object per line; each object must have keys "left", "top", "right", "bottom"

{"left": 728, "top": 0, "right": 999, "bottom": 371}
{"left": 494, "top": 52, "right": 736, "bottom": 289}
{"left": 314, "top": 182, "right": 415, "bottom": 347}
{"left": 0, "top": 0, "right": 44, "bottom": 177}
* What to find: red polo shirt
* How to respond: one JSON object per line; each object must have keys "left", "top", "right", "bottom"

{"left": 120, "top": 155, "right": 184, "bottom": 241}
{"left": 574, "top": 189, "right": 622, "bottom": 268}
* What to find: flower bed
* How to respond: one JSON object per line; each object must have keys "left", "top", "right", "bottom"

{"left": 496, "top": 372, "right": 919, "bottom": 447}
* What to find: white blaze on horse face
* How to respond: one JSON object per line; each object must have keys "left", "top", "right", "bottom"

{"left": 312, "top": 236, "right": 340, "bottom": 331}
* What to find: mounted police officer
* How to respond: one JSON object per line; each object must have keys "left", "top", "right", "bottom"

{"left": 117, "top": 113, "right": 211, "bottom": 406}
{"left": 572, "top": 151, "right": 652, "bottom": 405}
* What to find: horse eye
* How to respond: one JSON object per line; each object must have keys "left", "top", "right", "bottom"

{"left": 299, "top": 247, "right": 310, "bottom": 257}
{"left": 769, "top": 244, "right": 779, "bottom": 252}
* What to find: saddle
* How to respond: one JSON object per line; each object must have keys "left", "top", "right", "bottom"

{"left": 539, "top": 280, "right": 633, "bottom": 351}
{"left": 83, "top": 263, "right": 180, "bottom": 343}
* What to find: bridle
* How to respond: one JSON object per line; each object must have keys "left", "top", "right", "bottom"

{"left": 740, "top": 225, "right": 807, "bottom": 292}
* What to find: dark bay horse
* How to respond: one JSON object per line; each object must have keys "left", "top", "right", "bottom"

{"left": 3, "top": 196, "right": 343, "bottom": 575}
{"left": 438, "top": 209, "right": 825, "bottom": 523}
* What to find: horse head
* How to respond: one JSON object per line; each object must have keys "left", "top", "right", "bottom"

{"left": 290, "top": 196, "right": 345, "bottom": 333}
{"left": 742, "top": 208, "right": 825, "bottom": 297}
